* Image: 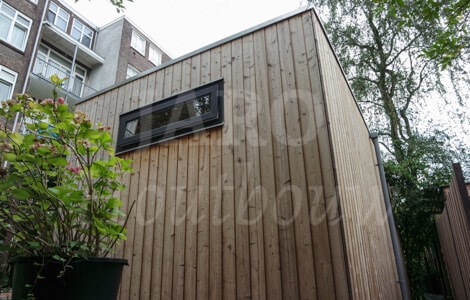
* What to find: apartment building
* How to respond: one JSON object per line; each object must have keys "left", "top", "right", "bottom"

{"left": 0, "top": 0, "right": 171, "bottom": 105}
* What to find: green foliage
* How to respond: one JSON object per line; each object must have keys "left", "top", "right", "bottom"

{"left": 74, "top": 0, "right": 134, "bottom": 13}
{"left": 384, "top": 133, "right": 455, "bottom": 296}
{"left": 373, "top": 0, "right": 470, "bottom": 68}
{"left": 0, "top": 86, "right": 133, "bottom": 261}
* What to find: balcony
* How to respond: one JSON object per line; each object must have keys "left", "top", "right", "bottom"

{"left": 27, "top": 58, "right": 98, "bottom": 105}
{"left": 41, "top": 22, "right": 104, "bottom": 68}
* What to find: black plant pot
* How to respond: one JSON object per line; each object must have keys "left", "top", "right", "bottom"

{"left": 9, "top": 256, "right": 128, "bottom": 300}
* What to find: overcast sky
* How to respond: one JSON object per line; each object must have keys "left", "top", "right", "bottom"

{"left": 63, "top": 0, "right": 306, "bottom": 58}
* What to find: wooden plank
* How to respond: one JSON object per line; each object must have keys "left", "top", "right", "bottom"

{"left": 172, "top": 136, "right": 189, "bottom": 299}
{"left": 265, "top": 22, "right": 300, "bottom": 299}
{"left": 305, "top": 11, "right": 350, "bottom": 298}
{"left": 127, "top": 79, "right": 149, "bottom": 300}
{"left": 196, "top": 50, "right": 211, "bottom": 300}
{"left": 138, "top": 72, "right": 158, "bottom": 300}
{"left": 148, "top": 70, "right": 166, "bottom": 300}
{"left": 170, "top": 61, "right": 188, "bottom": 300}
{"left": 160, "top": 65, "right": 177, "bottom": 299}
{"left": 142, "top": 71, "right": 157, "bottom": 106}
{"left": 252, "top": 28, "right": 283, "bottom": 299}
{"left": 131, "top": 148, "right": 150, "bottom": 300}
{"left": 231, "top": 37, "right": 252, "bottom": 300}
{"left": 145, "top": 146, "right": 164, "bottom": 300}
{"left": 196, "top": 130, "right": 211, "bottom": 300}
{"left": 209, "top": 46, "right": 224, "bottom": 300}
{"left": 185, "top": 135, "right": 199, "bottom": 300}
{"left": 277, "top": 18, "right": 317, "bottom": 299}
{"left": 242, "top": 33, "right": 267, "bottom": 300}
{"left": 113, "top": 86, "right": 135, "bottom": 300}
{"left": 290, "top": 14, "right": 336, "bottom": 299}
{"left": 220, "top": 42, "right": 237, "bottom": 299}
{"left": 119, "top": 81, "right": 142, "bottom": 300}
{"left": 184, "top": 54, "right": 201, "bottom": 300}
{"left": 108, "top": 88, "right": 121, "bottom": 144}
{"left": 160, "top": 141, "right": 178, "bottom": 299}
{"left": 114, "top": 150, "right": 133, "bottom": 300}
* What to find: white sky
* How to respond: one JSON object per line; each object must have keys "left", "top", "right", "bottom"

{"left": 63, "top": 0, "right": 306, "bottom": 58}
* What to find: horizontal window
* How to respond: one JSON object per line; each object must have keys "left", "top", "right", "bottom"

{"left": 116, "top": 79, "right": 224, "bottom": 154}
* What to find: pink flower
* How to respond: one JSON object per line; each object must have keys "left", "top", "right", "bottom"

{"left": 56, "top": 97, "right": 65, "bottom": 105}
{"left": 67, "top": 162, "right": 81, "bottom": 174}
{"left": 41, "top": 98, "right": 54, "bottom": 105}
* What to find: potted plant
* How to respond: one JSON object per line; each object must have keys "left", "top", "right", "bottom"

{"left": 0, "top": 76, "right": 133, "bottom": 300}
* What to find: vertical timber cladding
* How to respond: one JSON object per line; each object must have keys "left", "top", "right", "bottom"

{"left": 76, "top": 8, "right": 399, "bottom": 300}
{"left": 312, "top": 8, "right": 402, "bottom": 300}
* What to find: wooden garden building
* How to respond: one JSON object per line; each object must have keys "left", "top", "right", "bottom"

{"left": 77, "top": 6, "right": 403, "bottom": 299}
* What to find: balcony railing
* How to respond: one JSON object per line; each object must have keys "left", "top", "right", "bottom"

{"left": 32, "top": 58, "right": 97, "bottom": 98}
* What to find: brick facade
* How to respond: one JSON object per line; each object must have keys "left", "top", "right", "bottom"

{"left": 0, "top": 0, "right": 45, "bottom": 96}
{"left": 0, "top": 0, "right": 171, "bottom": 103}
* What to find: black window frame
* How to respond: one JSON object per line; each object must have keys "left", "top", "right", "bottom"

{"left": 116, "top": 79, "right": 224, "bottom": 154}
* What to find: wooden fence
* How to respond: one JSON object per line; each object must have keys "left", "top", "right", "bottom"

{"left": 436, "top": 163, "right": 470, "bottom": 300}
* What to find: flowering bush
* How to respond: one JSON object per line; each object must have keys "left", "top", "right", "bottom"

{"left": 0, "top": 78, "right": 132, "bottom": 261}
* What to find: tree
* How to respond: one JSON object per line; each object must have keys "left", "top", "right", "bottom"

{"left": 311, "top": 0, "right": 469, "bottom": 296}
{"left": 74, "top": 0, "right": 134, "bottom": 12}
{"left": 373, "top": 0, "right": 470, "bottom": 68}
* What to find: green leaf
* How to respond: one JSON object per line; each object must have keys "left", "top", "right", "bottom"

{"left": 52, "top": 254, "right": 66, "bottom": 262}
{"left": 11, "top": 188, "right": 31, "bottom": 200}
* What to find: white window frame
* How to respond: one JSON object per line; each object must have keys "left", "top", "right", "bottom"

{"left": 0, "top": 2, "right": 32, "bottom": 51}
{"left": 47, "top": 2, "right": 70, "bottom": 32}
{"left": 29, "top": 0, "right": 39, "bottom": 4}
{"left": 126, "top": 65, "right": 139, "bottom": 79}
{"left": 149, "top": 45, "right": 162, "bottom": 66}
{"left": 33, "top": 44, "right": 87, "bottom": 96}
{"left": 71, "top": 19, "right": 93, "bottom": 48}
{"left": 0, "top": 64, "right": 18, "bottom": 101}
{"left": 131, "top": 30, "right": 146, "bottom": 55}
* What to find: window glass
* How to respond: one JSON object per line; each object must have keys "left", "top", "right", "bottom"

{"left": 131, "top": 30, "right": 146, "bottom": 55}
{"left": 116, "top": 79, "right": 224, "bottom": 154}
{"left": 0, "top": 2, "right": 32, "bottom": 50}
{"left": 125, "top": 94, "right": 212, "bottom": 138}
{"left": 32, "top": 44, "right": 87, "bottom": 96}
{"left": 149, "top": 46, "right": 162, "bottom": 66}
{"left": 126, "top": 65, "right": 139, "bottom": 79}
{"left": 47, "top": 2, "right": 69, "bottom": 32}
{"left": 71, "top": 19, "right": 93, "bottom": 48}
{"left": 0, "top": 66, "right": 17, "bottom": 101}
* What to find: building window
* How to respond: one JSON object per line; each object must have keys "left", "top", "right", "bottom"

{"left": 71, "top": 19, "right": 93, "bottom": 48}
{"left": 0, "top": 65, "right": 17, "bottom": 101}
{"left": 29, "top": 0, "right": 38, "bottom": 4}
{"left": 47, "top": 2, "right": 70, "bottom": 32}
{"left": 131, "top": 30, "right": 146, "bottom": 55}
{"left": 33, "top": 45, "right": 87, "bottom": 97}
{"left": 126, "top": 65, "right": 139, "bottom": 79}
{"left": 0, "top": 2, "right": 32, "bottom": 51}
{"left": 116, "top": 79, "right": 224, "bottom": 154}
{"left": 149, "top": 46, "right": 162, "bottom": 66}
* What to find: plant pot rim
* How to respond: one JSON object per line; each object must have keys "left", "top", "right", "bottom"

{"left": 9, "top": 256, "right": 129, "bottom": 265}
